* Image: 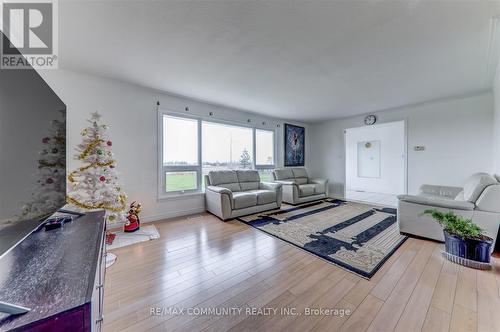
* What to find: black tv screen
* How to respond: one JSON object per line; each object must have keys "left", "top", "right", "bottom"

{"left": 0, "top": 32, "right": 66, "bottom": 258}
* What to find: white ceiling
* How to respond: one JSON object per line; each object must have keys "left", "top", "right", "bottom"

{"left": 58, "top": 1, "right": 500, "bottom": 122}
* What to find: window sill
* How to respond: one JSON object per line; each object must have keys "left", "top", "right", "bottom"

{"left": 158, "top": 191, "right": 205, "bottom": 202}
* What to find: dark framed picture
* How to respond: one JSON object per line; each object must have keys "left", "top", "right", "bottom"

{"left": 284, "top": 123, "right": 305, "bottom": 167}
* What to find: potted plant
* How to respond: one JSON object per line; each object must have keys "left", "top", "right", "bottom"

{"left": 423, "top": 209, "right": 493, "bottom": 267}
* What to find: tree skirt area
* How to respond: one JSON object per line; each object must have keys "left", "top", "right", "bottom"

{"left": 105, "top": 225, "right": 160, "bottom": 268}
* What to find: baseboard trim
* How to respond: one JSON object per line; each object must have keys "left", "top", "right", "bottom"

{"left": 141, "top": 207, "right": 206, "bottom": 223}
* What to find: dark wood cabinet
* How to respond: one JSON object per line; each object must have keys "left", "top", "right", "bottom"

{"left": 0, "top": 211, "right": 106, "bottom": 331}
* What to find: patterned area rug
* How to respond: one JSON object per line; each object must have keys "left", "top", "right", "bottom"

{"left": 238, "top": 199, "right": 407, "bottom": 278}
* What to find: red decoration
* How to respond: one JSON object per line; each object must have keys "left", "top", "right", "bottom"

{"left": 107, "top": 140, "right": 112, "bottom": 146}
{"left": 105, "top": 233, "right": 116, "bottom": 245}
{"left": 124, "top": 202, "right": 142, "bottom": 233}
{"left": 99, "top": 176, "right": 106, "bottom": 182}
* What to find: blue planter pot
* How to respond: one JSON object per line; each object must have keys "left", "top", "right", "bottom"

{"left": 444, "top": 230, "right": 492, "bottom": 263}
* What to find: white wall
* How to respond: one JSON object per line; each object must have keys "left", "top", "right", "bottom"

{"left": 39, "top": 69, "right": 308, "bottom": 222}
{"left": 494, "top": 60, "right": 500, "bottom": 175}
{"left": 309, "top": 92, "right": 494, "bottom": 197}
{"left": 345, "top": 121, "right": 405, "bottom": 195}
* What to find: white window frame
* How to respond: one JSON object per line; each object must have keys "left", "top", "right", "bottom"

{"left": 158, "top": 109, "right": 277, "bottom": 199}
{"left": 158, "top": 111, "right": 202, "bottom": 198}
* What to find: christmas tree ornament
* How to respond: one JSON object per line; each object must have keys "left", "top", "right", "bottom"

{"left": 106, "top": 141, "right": 112, "bottom": 146}
{"left": 67, "top": 112, "right": 127, "bottom": 223}
{"left": 42, "top": 137, "right": 50, "bottom": 143}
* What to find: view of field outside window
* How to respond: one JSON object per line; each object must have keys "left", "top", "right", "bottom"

{"left": 202, "top": 121, "right": 253, "bottom": 189}
{"left": 162, "top": 115, "right": 275, "bottom": 192}
{"left": 163, "top": 116, "right": 199, "bottom": 192}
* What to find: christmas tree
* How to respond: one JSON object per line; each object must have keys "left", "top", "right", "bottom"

{"left": 67, "top": 112, "right": 127, "bottom": 223}
{"left": 20, "top": 114, "right": 66, "bottom": 220}
{"left": 239, "top": 149, "right": 252, "bottom": 169}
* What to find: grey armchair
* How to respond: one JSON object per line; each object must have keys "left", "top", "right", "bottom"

{"left": 397, "top": 173, "right": 500, "bottom": 248}
{"left": 205, "top": 170, "right": 282, "bottom": 221}
{"left": 271, "top": 168, "right": 328, "bottom": 205}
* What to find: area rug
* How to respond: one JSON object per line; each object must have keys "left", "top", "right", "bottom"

{"left": 106, "top": 225, "right": 160, "bottom": 251}
{"left": 238, "top": 199, "right": 407, "bottom": 278}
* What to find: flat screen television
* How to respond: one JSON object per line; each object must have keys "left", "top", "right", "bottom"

{"left": 0, "top": 31, "right": 66, "bottom": 261}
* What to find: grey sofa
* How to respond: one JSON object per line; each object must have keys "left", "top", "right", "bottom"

{"left": 398, "top": 173, "right": 500, "bottom": 248}
{"left": 205, "top": 170, "right": 282, "bottom": 221}
{"left": 271, "top": 168, "right": 328, "bottom": 205}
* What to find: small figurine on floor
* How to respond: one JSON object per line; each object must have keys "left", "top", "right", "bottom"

{"left": 124, "top": 201, "right": 142, "bottom": 232}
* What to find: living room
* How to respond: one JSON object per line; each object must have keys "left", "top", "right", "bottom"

{"left": 1, "top": 1, "right": 500, "bottom": 331}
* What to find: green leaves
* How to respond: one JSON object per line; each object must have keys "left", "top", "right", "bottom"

{"left": 423, "top": 209, "right": 483, "bottom": 239}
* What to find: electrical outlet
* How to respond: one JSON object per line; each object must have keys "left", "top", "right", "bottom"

{"left": 414, "top": 145, "right": 425, "bottom": 151}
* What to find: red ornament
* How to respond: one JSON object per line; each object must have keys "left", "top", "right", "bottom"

{"left": 99, "top": 176, "right": 106, "bottom": 182}
{"left": 107, "top": 141, "right": 112, "bottom": 146}
{"left": 46, "top": 178, "right": 54, "bottom": 184}
{"left": 42, "top": 137, "right": 50, "bottom": 143}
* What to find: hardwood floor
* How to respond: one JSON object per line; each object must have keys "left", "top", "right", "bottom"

{"left": 103, "top": 213, "right": 500, "bottom": 332}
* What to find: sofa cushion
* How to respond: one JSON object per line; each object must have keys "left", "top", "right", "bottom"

{"left": 249, "top": 190, "right": 276, "bottom": 205}
{"left": 298, "top": 184, "right": 315, "bottom": 197}
{"left": 233, "top": 192, "right": 257, "bottom": 209}
{"left": 292, "top": 168, "right": 308, "bottom": 178}
{"left": 236, "top": 170, "right": 260, "bottom": 191}
{"left": 463, "top": 173, "right": 497, "bottom": 202}
{"left": 274, "top": 169, "right": 294, "bottom": 180}
{"left": 295, "top": 178, "right": 308, "bottom": 185}
{"left": 208, "top": 170, "right": 241, "bottom": 192}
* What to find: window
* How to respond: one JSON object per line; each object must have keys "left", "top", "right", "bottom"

{"left": 161, "top": 115, "right": 200, "bottom": 194}
{"left": 202, "top": 121, "right": 253, "bottom": 186}
{"left": 159, "top": 111, "right": 276, "bottom": 197}
{"left": 256, "top": 129, "right": 275, "bottom": 166}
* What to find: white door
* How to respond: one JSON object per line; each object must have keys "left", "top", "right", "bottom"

{"left": 345, "top": 121, "right": 406, "bottom": 196}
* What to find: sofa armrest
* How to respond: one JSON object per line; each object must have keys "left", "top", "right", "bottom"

{"left": 205, "top": 186, "right": 233, "bottom": 220}
{"left": 309, "top": 178, "right": 327, "bottom": 185}
{"left": 398, "top": 194, "right": 474, "bottom": 211}
{"left": 260, "top": 182, "right": 283, "bottom": 206}
{"left": 206, "top": 185, "right": 233, "bottom": 196}
{"left": 419, "top": 184, "right": 463, "bottom": 199}
{"left": 259, "top": 182, "right": 282, "bottom": 191}
{"left": 308, "top": 178, "right": 329, "bottom": 196}
{"left": 475, "top": 184, "right": 500, "bottom": 213}
{"left": 274, "top": 180, "right": 297, "bottom": 185}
